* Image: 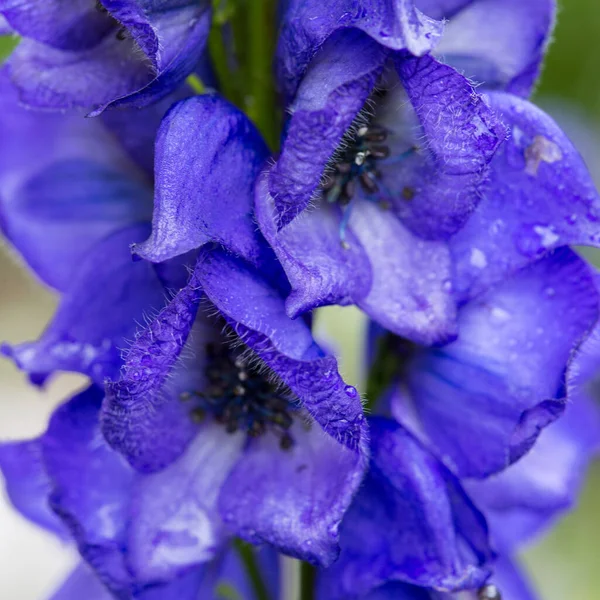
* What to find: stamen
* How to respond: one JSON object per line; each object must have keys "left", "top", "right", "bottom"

{"left": 180, "top": 343, "right": 296, "bottom": 449}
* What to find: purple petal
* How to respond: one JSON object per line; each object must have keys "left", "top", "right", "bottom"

{"left": 434, "top": 0, "right": 555, "bottom": 96}
{"left": 276, "top": 0, "right": 443, "bottom": 101}
{"left": 415, "top": 0, "right": 471, "bottom": 19}
{"left": 465, "top": 391, "right": 600, "bottom": 552}
{"left": 256, "top": 173, "right": 372, "bottom": 315}
{"left": 195, "top": 248, "right": 369, "bottom": 455}
{"left": 6, "top": 35, "right": 153, "bottom": 111}
{"left": 0, "top": 71, "right": 151, "bottom": 291}
{"left": 402, "top": 248, "right": 599, "bottom": 478}
{"left": 219, "top": 417, "right": 367, "bottom": 566}
{"left": 490, "top": 556, "right": 538, "bottom": 600}
{"left": 3, "top": 225, "right": 166, "bottom": 384}
{"left": 320, "top": 417, "right": 492, "bottom": 598}
{"left": 0, "top": 0, "right": 115, "bottom": 50}
{"left": 41, "top": 386, "right": 136, "bottom": 597}
{"left": 390, "top": 53, "right": 505, "bottom": 239}
{"left": 349, "top": 199, "right": 457, "bottom": 344}
{"left": 102, "top": 265, "right": 207, "bottom": 473}
{"left": 0, "top": 14, "right": 13, "bottom": 34}
{"left": 49, "top": 564, "right": 113, "bottom": 600}
{"left": 133, "top": 95, "right": 268, "bottom": 264}
{"left": 0, "top": 439, "right": 66, "bottom": 536}
{"left": 94, "top": 0, "right": 211, "bottom": 113}
{"left": 6, "top": 1, "right": 210, "bottom": 112}
{"left": 127, "top": 422, "right": 243, "bottom": 583}
{"left": 451, "top": 91, "right": 600, "bottom": 302}
{"left": 269, "top": 29, "right": 388, "bottom": 228}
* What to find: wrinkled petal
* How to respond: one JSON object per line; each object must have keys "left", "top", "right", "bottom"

{"left": 41, "top": 386, "right": 137, "bottom": 597}
{"left": 269, "top": 29, "right": 387, "bottom": 227}
{"left": 451, "top": 91, "right": 600, "bottom": 302}
{"left": 93, "top": 0, "right": 211, "bottom": 113}
{"left": 276, "top": 0, "right": 443, "bottom": 101}
{"left": 2, "top": 225, "right": 166, "bottom": 384}
{"left": 219, "top": 417, "right": 366, "bottom": 566}
{"left": 434, "top": 0, "right": 555, "bottom": 97}
{"left": 102, "top": 265, "right": 207, "bottom": 473}
{"left": 320, "top": 417, "right": 492, "bottom": 599}
{"left": 0, "top": 0, "right": 114, "bottom": 50}
{"left": 49, "top": 564, "right": 113, "bottom": 600}
{"left": 0, "top": 439, "right": 66, "bottom": 536}
{"left": 389, "top": 53, "right": 505, "bottom": 239}
{"left": 401, "top": 248, "right": 599, "bottom": 478}
{"left": 0, "top": 70, "right": 150, "bottom": 291}
{"left": 196, "top": 248, "right": 369, "bottom": 456}
{"left": 128, "top": 422, "right": 244, "bottom": 583}
{"left": 414, "top": 0, "right": 471, "bottom": 19}
{"left": 133, "top": 95, "right": 268, "bottom": 264}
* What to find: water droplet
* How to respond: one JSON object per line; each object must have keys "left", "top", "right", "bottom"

{"left": 344, "top": 385, "right": 358, "bottom": 398}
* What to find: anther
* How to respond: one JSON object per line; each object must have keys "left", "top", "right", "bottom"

{"left": 234, "top": 384, "right": 246, "bottom": 396}
{"left": 369, "top": 146, "right": 390, "bottom": 160}
{"left": 478, "top": 584, "right": 501, "bottom": 600}
{"left": 359, "top": 172, "right": 379, "bottom": 195}
{"left": 280, "top": 433, "right": 294, "bottom": 450}
{"left": 402, "top": 186, "right": 415, "bottom": 201}
{"left": 354, "top": 151, "right": 367, "bottom": 167}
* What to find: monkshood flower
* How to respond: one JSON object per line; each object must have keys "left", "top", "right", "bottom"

{"left": 256, "top": 0, "right": 600, "bottom": 348}
{"left": 0, "top": 385, "right": 281, "bottom": 599}
{"left": 316, "top": 301, "right": 600, "bottom": 600}
{"left": 1, "top": 82, "right": 370, "bottom": 575}
{"left": 367, "top": 247, "right": 600, "bottom": 479}
{"left": 0, "top": 0, "right": 211, "bottom": 113}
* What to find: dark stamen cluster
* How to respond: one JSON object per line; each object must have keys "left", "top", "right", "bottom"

{"left": 322, "top": 124, "right": 390, "bottom": 205}
{"left": 181, "top": 343, "right": 295, "bottom": 450}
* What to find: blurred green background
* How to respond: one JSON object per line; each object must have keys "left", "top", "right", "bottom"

{"left": 1, "top": 0, "right": 600, "bottom": 598}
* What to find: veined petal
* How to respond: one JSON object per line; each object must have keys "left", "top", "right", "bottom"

{"left": 320, "top": 417, "right": 492, "bottom": 599}
{"left": 219, "top": 417, "right": 367, "bottom": 566}
{"left": 128, "top": 422, "right": 244, "bottom": 583}
{"left": 0, "top": 70, "right": 151, "bottom": 291}
{"left": 451, "top": 92, "right": 600, "bottom": 302}
{"left": 276, "top": 0, "right": 443, "bottom": 101}
{"left": 2, "top": 225, "right": 166, "bottom": 385}
{"left": 434, "top": 0, "right": 555, "bottom": 96}
{"left": 403, "top": 248, "right": 599, "bottom": 478}
{"left": 389, "top": 53, "right": 505, "bottom": 239}
{"left": 133, "top": 95, "right": 268, "bottom": 264}
{"left": 196, "top": 248, "right": 369, "bottom": 456}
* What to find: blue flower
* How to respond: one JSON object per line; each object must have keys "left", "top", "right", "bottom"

{"left": 315, "top": 303, "right": 600, "bottom": 599}
{"left": 0, "top": 0, "right": 211, "bottom": 113}
{"left": 253, "top": 0, "right": 594, "bottom": 347}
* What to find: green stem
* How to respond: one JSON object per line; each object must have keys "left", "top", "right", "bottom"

{"left": 233, "top": 539, "right": 271, "bottom": 600}
{"left": 246, "top": 0, "right": 280, "bottom": 150}
{"left": 300, "top": 562, "right": 316, "bottom": 600}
